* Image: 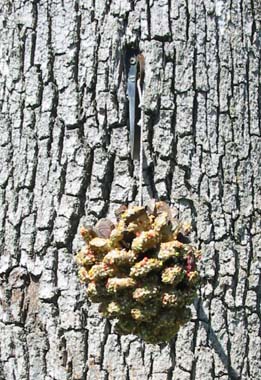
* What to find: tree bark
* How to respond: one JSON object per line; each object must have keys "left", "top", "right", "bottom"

{"left": 0, "top": 0, "right": 260, "bottom": 379}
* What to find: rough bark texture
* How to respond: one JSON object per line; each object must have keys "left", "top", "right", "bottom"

{"left": 0, "top": 0, "right": 260, "bottom": 379}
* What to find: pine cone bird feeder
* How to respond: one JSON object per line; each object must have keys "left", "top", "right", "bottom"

{"left": 75, "top": 202, "right": 201, "bottom": 344}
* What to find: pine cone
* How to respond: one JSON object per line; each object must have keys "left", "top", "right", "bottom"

{"left": 75, "top": 203, "right": 201, "bottom": 344}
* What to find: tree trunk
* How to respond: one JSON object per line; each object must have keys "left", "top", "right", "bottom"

{"left": 0, "top": 0, "right": 260, "bottom": 379}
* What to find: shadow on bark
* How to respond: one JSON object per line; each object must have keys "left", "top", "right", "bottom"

{"left": 195, "top": 298, "right": 240, "bottom": 380}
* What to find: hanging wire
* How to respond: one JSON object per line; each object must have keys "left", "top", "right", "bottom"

{"left": 137, "top": 77, "right": 143, "bottom": 206}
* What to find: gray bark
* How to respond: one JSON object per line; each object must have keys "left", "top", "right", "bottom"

{"left": 0, "top": 0, "right": 260, "bottom": 379}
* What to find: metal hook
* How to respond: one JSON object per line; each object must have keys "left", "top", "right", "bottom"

{"left": 127, "top": 53, "right": 144, "bottom": 160}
